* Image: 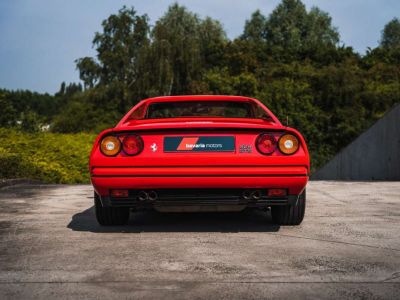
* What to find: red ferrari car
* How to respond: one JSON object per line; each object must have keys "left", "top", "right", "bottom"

{"left": 90, "top": 95, "right": 310, "bottom": 226}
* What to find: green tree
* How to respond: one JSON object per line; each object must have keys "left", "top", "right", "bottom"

{"left": 304, "top": 7, "right": 339, "bottom": 49}
{"left": 19, "top": 111, "right": 42, "bottom": 132}
{"left": 241, "top": 10, "right": 267, "bottom": 42}
{"left": 381, "top": 18, "right": 400, "bottom": 49}
{"left": 75, "top": 58, "right": 100, "bottom": 89}
{"left": 149, "top": 4, "right": 203, "bottom": 95}
{"left": 198, "top": 17, "right": 227, "bottom": 68}
{"left": 1, "top": 89, "right": 58, "bottom": 121}
{"left": 264, "top": 0, "right": 339, "bottom": 59}
{"left": 147, "top": 4, "right": 227, "bottom": 95}
{"left": 76, "top": 6, "right": 150, "bottom": 112}
{"left": 52, "top": 89, "right": 120, "bottom": 133}
{"left": 0, "top": 93, "right": 17, "bottom": 127}
{"left": 265, "top": 0, "right": 308, "bottom": 53}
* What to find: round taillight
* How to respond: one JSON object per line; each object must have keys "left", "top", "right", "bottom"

{"left": 256, "top": 133, "right": 276, "bottom": 155}
{"left": 100, "top": 136, "right": 121, "bottom": 156}
{"left": 278, "top": 134, "right": 299, "bottom": 155}
{"left": 122, "top": 135, "right": 143, "bottom": 156}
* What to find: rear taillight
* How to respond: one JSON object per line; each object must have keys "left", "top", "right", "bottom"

{"left": 256, "top": 133, "right": 276, "bottom": 155}
{"left": 278, "top": 134, "right": 299, "bottom": 155}
{"left": 122, "top": 134, "right": 143, "bottom": 156}
{"left": 100, "top": 136, "right": 121, "bottom": 156}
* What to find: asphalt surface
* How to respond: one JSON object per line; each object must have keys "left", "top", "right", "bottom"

{"left": 0, "top": 181, "right": 399, "bottom": 299}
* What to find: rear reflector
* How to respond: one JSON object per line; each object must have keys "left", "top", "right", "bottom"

{"left": 111, "top": 189, "right": 129, "bottom": 198}
{"left": 268, "top": 189, "right": 287, "bottom": 197}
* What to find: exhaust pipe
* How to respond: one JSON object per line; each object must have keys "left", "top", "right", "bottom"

{"left": 148, "top": 190, "right": 158, "bottom": 201}
{"left": 242, "top": 190, "right": 252, "bottom": 200}
{"left": 251, "top": 190, "right": 262, "bottom": 200}
{"left": 138, "top": 191, "right": 149, "bottom": 201}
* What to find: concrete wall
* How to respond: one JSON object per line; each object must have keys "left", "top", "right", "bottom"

{"left": 312, "top": 104, "right": 400, "bottom": 180}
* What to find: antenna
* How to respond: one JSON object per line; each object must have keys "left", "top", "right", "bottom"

{"left": 286, "top": 115, "right": 289, "bottom": 127}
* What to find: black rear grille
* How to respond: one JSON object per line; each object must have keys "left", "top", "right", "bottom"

{"left": 106, "top": 188, "right": 290, "bottom": 207}
{"left": 156, "top": 188, "right": 246, "bottom": 201}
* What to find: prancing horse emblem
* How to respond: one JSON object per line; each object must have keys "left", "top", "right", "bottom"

{"left": 150, "top": 143, "right": 158, "bottom": 152}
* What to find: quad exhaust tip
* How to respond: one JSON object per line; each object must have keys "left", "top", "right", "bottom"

{"left": 138, "top": 190, "right": 158, "bottom": 201}
{"left": 148, "top": 190, "right": 158, "bottom": 201}
{"left": 242, "top": 189, "right": 262, "bottom": 200}
{"left": 251, "top": 190, "right": 261, "bottom": 200}
{"left": 242, "top": 190, "right": 252, "bottom": 200}
{"left": 138, "top": 191, "right": 148, "bottom": 201}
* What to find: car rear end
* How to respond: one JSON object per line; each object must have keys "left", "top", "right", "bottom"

{"left": 90, "top": 96, "right": 310, "bottom": 225}
{"left": 91, "top": 126, "right": 307, "bottom": 206}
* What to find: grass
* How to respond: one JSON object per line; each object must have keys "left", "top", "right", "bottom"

{"left": 0, "top": 128, "right": 97, "bottom": 183}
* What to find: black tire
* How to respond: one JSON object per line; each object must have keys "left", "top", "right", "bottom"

{"left": 271, "top": 190, "right": 306, "bottom": 225}
{"left": 94, "top": 192, "right": 130, "bottom": 226}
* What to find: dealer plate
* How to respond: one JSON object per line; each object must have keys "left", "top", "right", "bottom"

{"left": 164, "top": 136, "right": 235, "bottom": 152}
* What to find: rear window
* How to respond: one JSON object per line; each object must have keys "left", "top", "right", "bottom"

{"left": 143, "top": 101, "right": 268, "bottom": 119}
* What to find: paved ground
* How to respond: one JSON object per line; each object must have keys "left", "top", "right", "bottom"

{"left": 0, "top": 181, "right": 399, "bottom": 299}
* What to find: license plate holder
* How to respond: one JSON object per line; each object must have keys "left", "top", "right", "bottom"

{"left": 164, "top": 136, "right": 235, "bottom": 152}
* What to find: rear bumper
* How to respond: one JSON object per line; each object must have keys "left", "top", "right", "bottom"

{"left": 91, "top": 166, "right": 308, "bottom": 200}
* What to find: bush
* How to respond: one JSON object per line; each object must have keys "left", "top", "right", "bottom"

{"left": 0, "top": 128, "right": 96, "bottom": 183}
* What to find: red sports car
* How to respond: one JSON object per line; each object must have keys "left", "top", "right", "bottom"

{"left": 89, "top": 95, "right": 310, "bottom": 226}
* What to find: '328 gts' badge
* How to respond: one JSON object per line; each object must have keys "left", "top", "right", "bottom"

{"left": 239, "top": 144, "right": 252, "bottom": 153}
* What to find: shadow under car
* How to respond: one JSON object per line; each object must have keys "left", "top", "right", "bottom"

{"left": 67, "top": 206, "right": 281, "bottom": 233}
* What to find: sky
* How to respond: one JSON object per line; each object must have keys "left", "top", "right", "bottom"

{"left": 0, "top": 0, "right": 399, "bottom": 94}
